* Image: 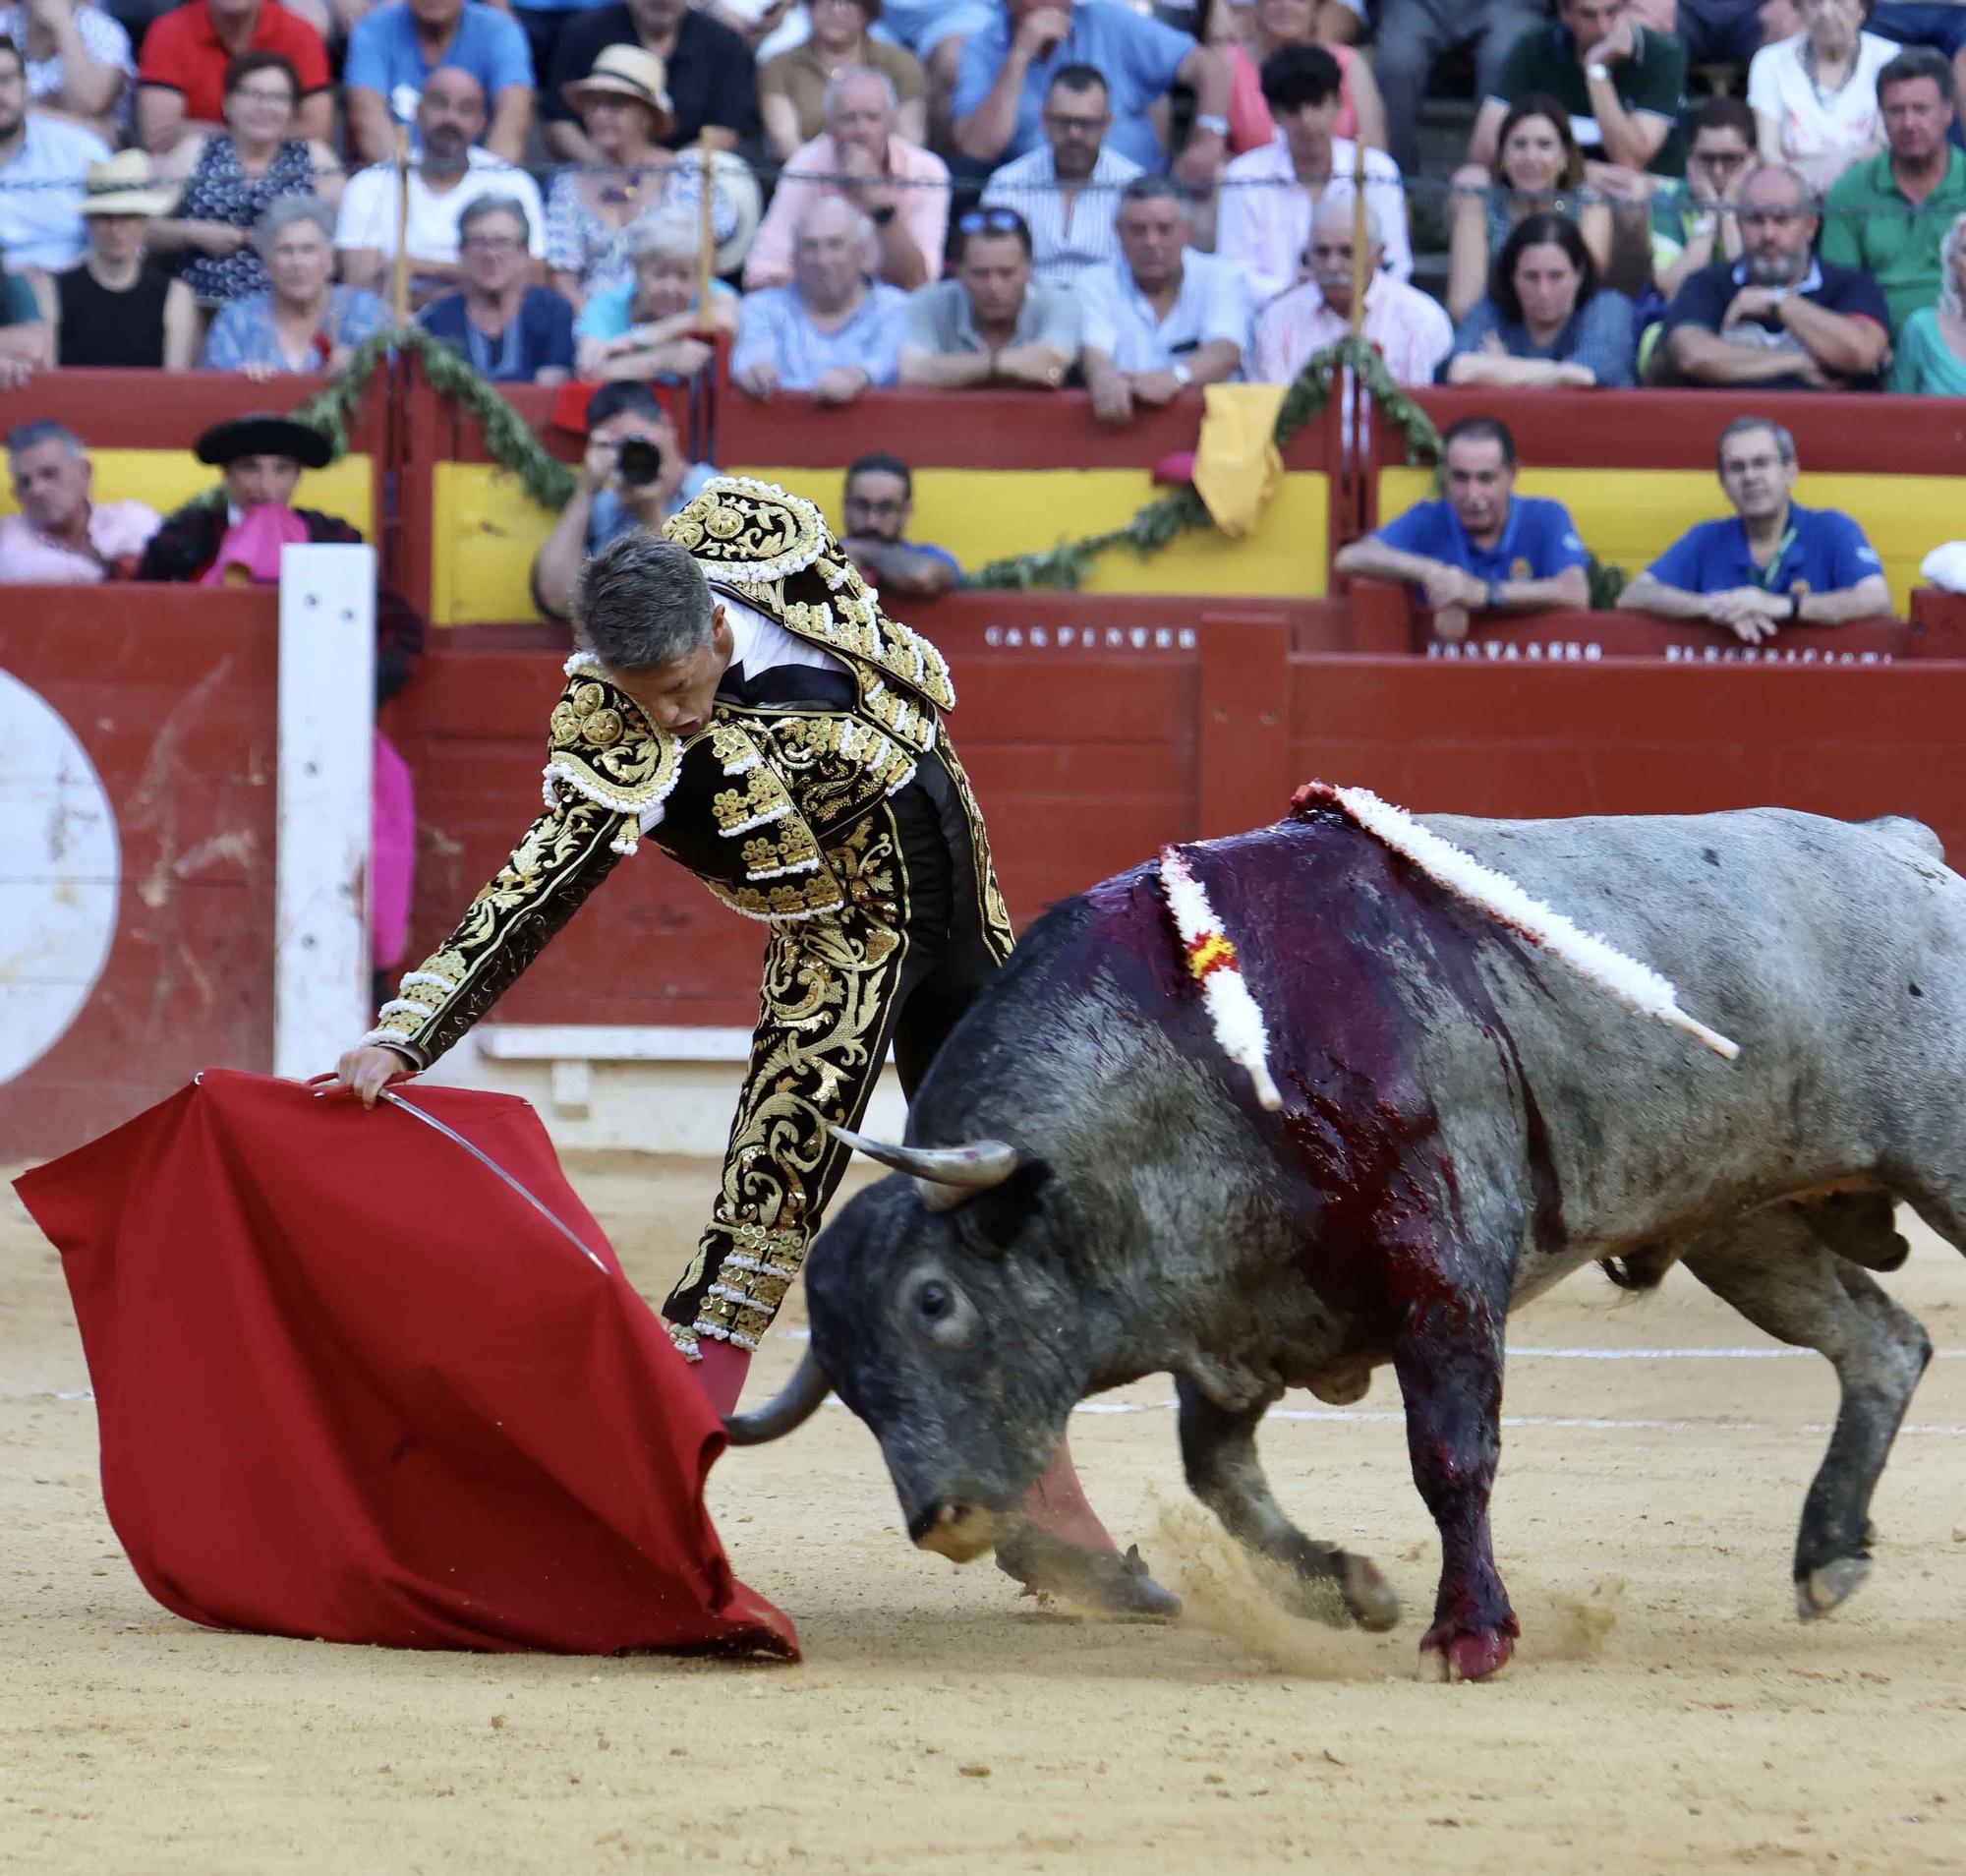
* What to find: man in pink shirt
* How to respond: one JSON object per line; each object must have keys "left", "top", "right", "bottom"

{"left": 0, "top": 421, "right": 159, "bottom": 584}
{"left": 742, "top": 63, "right": 949, "bottom": 290}
{"left": 1248, "top": 193, "right": 1452, "bottom": 385}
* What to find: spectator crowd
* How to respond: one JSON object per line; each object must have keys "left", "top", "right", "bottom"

{"left": 0, "top": 0, "right": 1961, "bottom": 607}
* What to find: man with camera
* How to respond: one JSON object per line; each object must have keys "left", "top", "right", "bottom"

{"left": 530, "top": 381, "right": 714, "bottom": 621}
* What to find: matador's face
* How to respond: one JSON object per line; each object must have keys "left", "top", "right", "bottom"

{"left": 603, "top": 605, "right": 735, "bottom": 740}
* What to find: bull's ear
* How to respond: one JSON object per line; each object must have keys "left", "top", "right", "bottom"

{"left": 952, "top": 1158, "right": 1052, "bottom": 1258}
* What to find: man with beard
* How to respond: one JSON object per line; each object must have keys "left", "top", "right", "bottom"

{"left": 334, "top": 480, "right": 1173, "bottom": 1615}
{"left": 1657, "top": 162, "right": 1890, "bottom": 389}
{"left": 838, "top": 451, "right": 959, "bottom": 597}
{"left": 1618, "top": 416, "right": 1890, "bottom": 641}
{"left": 335, "top": 66, "right": 547, "bottom": 308}
{"left": 896, "top": 205, "right": 1078, "bottom": 389}
{"left": 1334, "top": 414, "right": 1589, "bottom": 644}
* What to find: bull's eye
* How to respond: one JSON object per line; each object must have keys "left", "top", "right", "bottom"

{"left": 917, "top": 1280, "right": 954, "bottom": 1322}
{"left": 907, "top": 1274, "right": 974, "bottom": 1349}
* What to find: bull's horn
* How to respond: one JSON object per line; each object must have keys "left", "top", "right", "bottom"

{"left": 831, "top": 1127, "right": 1017, "bottom": 1211}
{"left": 722, "top": 1348, "right": 831, "bottom": 1446}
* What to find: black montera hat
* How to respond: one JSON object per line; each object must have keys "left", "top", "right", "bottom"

{"left": 193, "top": 413, "right": 334, "bottom": 471}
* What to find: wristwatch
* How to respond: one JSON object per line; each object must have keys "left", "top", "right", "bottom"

{"left": 1586, "top": 60, "right": 1611, "bottom": 82}
{"left": 1171, "top": 361, "right": 1193, "bottom": 386}
{"left": 869, "top": 203, "right": 896, "bottom": 226}
{"left": 1484, "top": 579, "right": 1503, "bottom": 610}
{"left": 1787, "top": 592, "right": 1805, "bottom": 622}
{"left": 1193, "top": 112, "right": 1230, "bottom": 139}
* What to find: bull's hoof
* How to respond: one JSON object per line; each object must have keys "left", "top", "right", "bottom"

{"left": 996, "top": 1532, "right": 1182, "bottom": 1620}
{"left": 1796, "top": 1554, "right": 1870, "bottom": 1620}
{"left": 1416, "top": 1623, "right": 1515, "bottom": 1683}
{"left": 1342, "top": 1554, "right": 1402, "bottom": 1632}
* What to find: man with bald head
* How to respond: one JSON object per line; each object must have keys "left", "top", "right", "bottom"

{"left": 1656, "top": 162, "right": 1890, "bottom": 390}
{"left": 744, "top": 65, "right": 951, "bottom": 292}
{"left": 1249, "top": 194, "right": 1453, "bottom": 385}
{"left": 732, "top": 196, "right": 908, "bottom": 403}
{"left": 335, "top": 65, "right": 548, "bottom": 306}
{"left": 345, "top": 0, "right": 536, "bottom": 163}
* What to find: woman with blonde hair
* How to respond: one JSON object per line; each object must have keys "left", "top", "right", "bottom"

{"left": 1446, "top": 93, "right": 1612, "bottom": 322}
{"left": 1887, "top": 212, "right": 1966, "bottom": 395}
{"left": 572, "top": 205, "right": 740, "bottom": 382}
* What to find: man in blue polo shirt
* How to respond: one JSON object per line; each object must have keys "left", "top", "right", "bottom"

{"left": 1617, "top": 416, "right": 1890, "bottom": 642}
{"left": 1333, "top": 415, "right": 1590, "bottom": 642}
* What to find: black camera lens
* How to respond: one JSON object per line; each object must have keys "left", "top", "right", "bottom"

{"left": 615, "top": 438, "right": 664, "bottom": 487}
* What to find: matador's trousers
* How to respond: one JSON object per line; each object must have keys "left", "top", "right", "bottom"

{"left": 663, "top": 743, "right": 1014, "bottom": 1355}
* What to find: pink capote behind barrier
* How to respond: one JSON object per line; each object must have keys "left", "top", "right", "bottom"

{"left": 14, "top": 1071, "right": 798, "bottom": 1660}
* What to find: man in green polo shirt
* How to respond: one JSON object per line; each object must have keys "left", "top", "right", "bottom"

{"left": 1822, "top": 47, "right": 1966, "bottom": 331}
{"left": 1471, "top": 0, "right": 1688, "bottom": 180}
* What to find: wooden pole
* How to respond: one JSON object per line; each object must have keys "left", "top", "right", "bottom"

{"left": 390, "top": 124, "right": 412, "bottom": 328}
{"left": 696, "top": 129, "right": 716, "bottom": 329}
{"left": 1348, "top": 141, "right": 1369, "bottom": 336}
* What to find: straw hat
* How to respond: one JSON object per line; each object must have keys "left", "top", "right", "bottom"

{"left": 561, "top": 44, "right": 676, "bottom": 136}
{"left": 80, "top": 149, "right": 180, "bottom": 219}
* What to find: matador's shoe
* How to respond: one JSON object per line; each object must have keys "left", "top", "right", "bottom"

{"left": 995, "top": 1531, "right": 1183, "bottom": 1619}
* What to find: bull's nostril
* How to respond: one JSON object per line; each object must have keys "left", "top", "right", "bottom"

{"left": 906, "top": 1504, "right": 943, "bottom": 1545}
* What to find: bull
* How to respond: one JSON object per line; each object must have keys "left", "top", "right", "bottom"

{"left": 724, "top": 802, "right": 1963, "bottom": 1680}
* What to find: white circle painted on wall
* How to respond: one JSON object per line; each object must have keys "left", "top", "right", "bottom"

{"left": 0, "top": 670, "right": 122, "bottom": 1085}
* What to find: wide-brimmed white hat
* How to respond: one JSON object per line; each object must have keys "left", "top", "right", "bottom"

{"left": 561, "top": 44, "right": 676, "bottom": 136}
{"left": 81, "top": 149, "right": 180, "bottom": 218}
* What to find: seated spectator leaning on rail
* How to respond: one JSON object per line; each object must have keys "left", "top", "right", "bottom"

{"left": 743, "top": 65, "right": 948, "bottom": 292}
{"left": 544, "top": 46, "right": 734, "bottom": 311}
{"left": 336, "top": 68, "right": 547, "bottom": 310}
{"left": 897, "top": 205, "right": 1078, "bottom": 389}
{"left": 150, "top": 52, "right": 342, "bottom": 311}
{"left": 135, "top": 0, "right": 331, "bottom": 152}
{"left": 1472, "top": 0, "right": 1689, "bottom": 184}
{"left": 544, "top": 0, "right": 757, "bottom": 161}
{"left": 1441, "top": 209, "right": 1636, "bottom": 384}
{"left": 202, "top": 196, "right": 387, "bottom": 374}
{"left": 977, "top": 64, "right": 1141, "bottom": 289}
{"left": 1223, "top": 0, "right": 1388, "bottom": 157}
{"left": 758, "top": 0, "right": 927, "bottom": 160}
{"left": 952, "top": 0, "right": 1231, "bottom": 181}
{"left": 574, "top": 205, "right": 737, "bottom": 381}
{"left": 7, "top": 0, "right": 132, "bottom": 139}
{"left": 1249, "top": 194, "right": 1452, "bottom": 385}
{"left": 1370, "top": 0, "right": 1545, "bottom": 183}
{"left": 1650, "top": 95, "right": 1754, "bottom": 300}
{"left": 838, "top": 450, "right": 960, "bottom": 597}
{"left": 0, "top": 34, "right": 109, "bottom": 272}
{"left": 1333, "top": 414, "right": 1590, "bottom": 644}
{"left": 1747, "top": 0, "right": 1895, "bottom": 195}
{"left": 1448, "top": 93, "right": 1611, "bottom": 322}
{"left": 344, "top": 0, "right": 535, "bottom": 166}
{"left": 0, "top": 421, "right": 159, "bottom": 584}
{"left": 417, "top": 195, "right": 573, "bottom": 383}
{"left": 1655, "top": 161, "right": 1889, "bottom": 386}
{"left": 1617, "top": 415, "right": 1889, "bottom": 639}
{"left": 1217, "top": 45, "right": 1411, "bottom": 308}
{"left": 49, "top": 152, "right": 199, "bottom": 369}
{"left": 1821, "top": 48, "right": 1966, "bottom": 332}
{"left": 731, "top": 196, "right": 905, "bottom": 403}
{"left": 1887, "top": 207, "right": 1966, "bottom": 388}
{"left": 530, "top": 381, "right": 713, "bottom": 620}
{"left": 1080, "top": 176, "right": 1250, "bottom": 426}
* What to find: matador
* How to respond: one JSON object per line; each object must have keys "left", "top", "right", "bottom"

{"left": 335, "top": 476, "right": 1174, "bottom": 1612}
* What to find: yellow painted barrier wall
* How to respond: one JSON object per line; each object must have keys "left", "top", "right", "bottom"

{"left": 1376, "top": 467, "right": 1945, "bottom": 614}
{"left": 429, "top": 461, "right": 1330, "bottom": 625}
{"left": 1, "top": 449, "right": 375, "bottom": 535}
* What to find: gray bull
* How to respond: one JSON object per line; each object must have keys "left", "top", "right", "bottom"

{"left": 725, "top": 805, "right": 1965, "bottom": 1679}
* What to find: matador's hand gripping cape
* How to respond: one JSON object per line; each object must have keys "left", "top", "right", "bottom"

{"left": 363, "top": 477, "right": 1013, "bottom": 1359}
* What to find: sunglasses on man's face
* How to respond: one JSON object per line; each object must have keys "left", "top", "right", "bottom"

{"left": 956, "top": 208, "right": 1025, "bottom": 236}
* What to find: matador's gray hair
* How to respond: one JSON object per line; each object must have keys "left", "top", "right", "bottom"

{"left": 575, "top": 532, "right": 716, "bottom": 673}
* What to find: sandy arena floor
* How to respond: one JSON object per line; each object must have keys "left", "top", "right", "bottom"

{"left": 3, "top": 1153, "right": 1964, "bottom": 1875}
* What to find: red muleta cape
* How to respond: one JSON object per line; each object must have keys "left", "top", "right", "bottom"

{"left": 13, "top": 1070, "right": 797, "bottom": 1660}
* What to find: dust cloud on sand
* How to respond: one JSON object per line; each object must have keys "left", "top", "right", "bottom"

{"left": 4, "top": 1156, "right": 1964, "bottom": 1875}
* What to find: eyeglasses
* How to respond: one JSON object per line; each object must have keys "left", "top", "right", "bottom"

{"left": 233, "top": 85, "right": 297, "bottom": 104}
{"left": 956, "top": 207, "right": 1025, "bottom": 236}
{"left": 461, "top": 233, "right": 525, "bottom": 252}
{"left": 1041, "top": 110, "right": 1108, "bottom": 133}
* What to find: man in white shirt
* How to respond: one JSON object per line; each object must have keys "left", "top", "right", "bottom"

{"left": 334, "top": 65, "right": 546, "bottom": 306}
{"left": 1249, "top": 194, "right": 1452, "bottom": 385}
{"left": 977, "top": 62, "right": 1143, "bottom": 288}
{"left": 0, "top": 36, "right": 109, "bottom": 269}
{"left": 1215, "top": 42, "right": 1411, "bottom": 307}
{"left": 1079, "top": 175, "right": 1250, "bottom": 425}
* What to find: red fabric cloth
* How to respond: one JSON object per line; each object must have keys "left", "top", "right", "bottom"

{"left": 14, "top": 1071, "right": 796, "bottom": 1660}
